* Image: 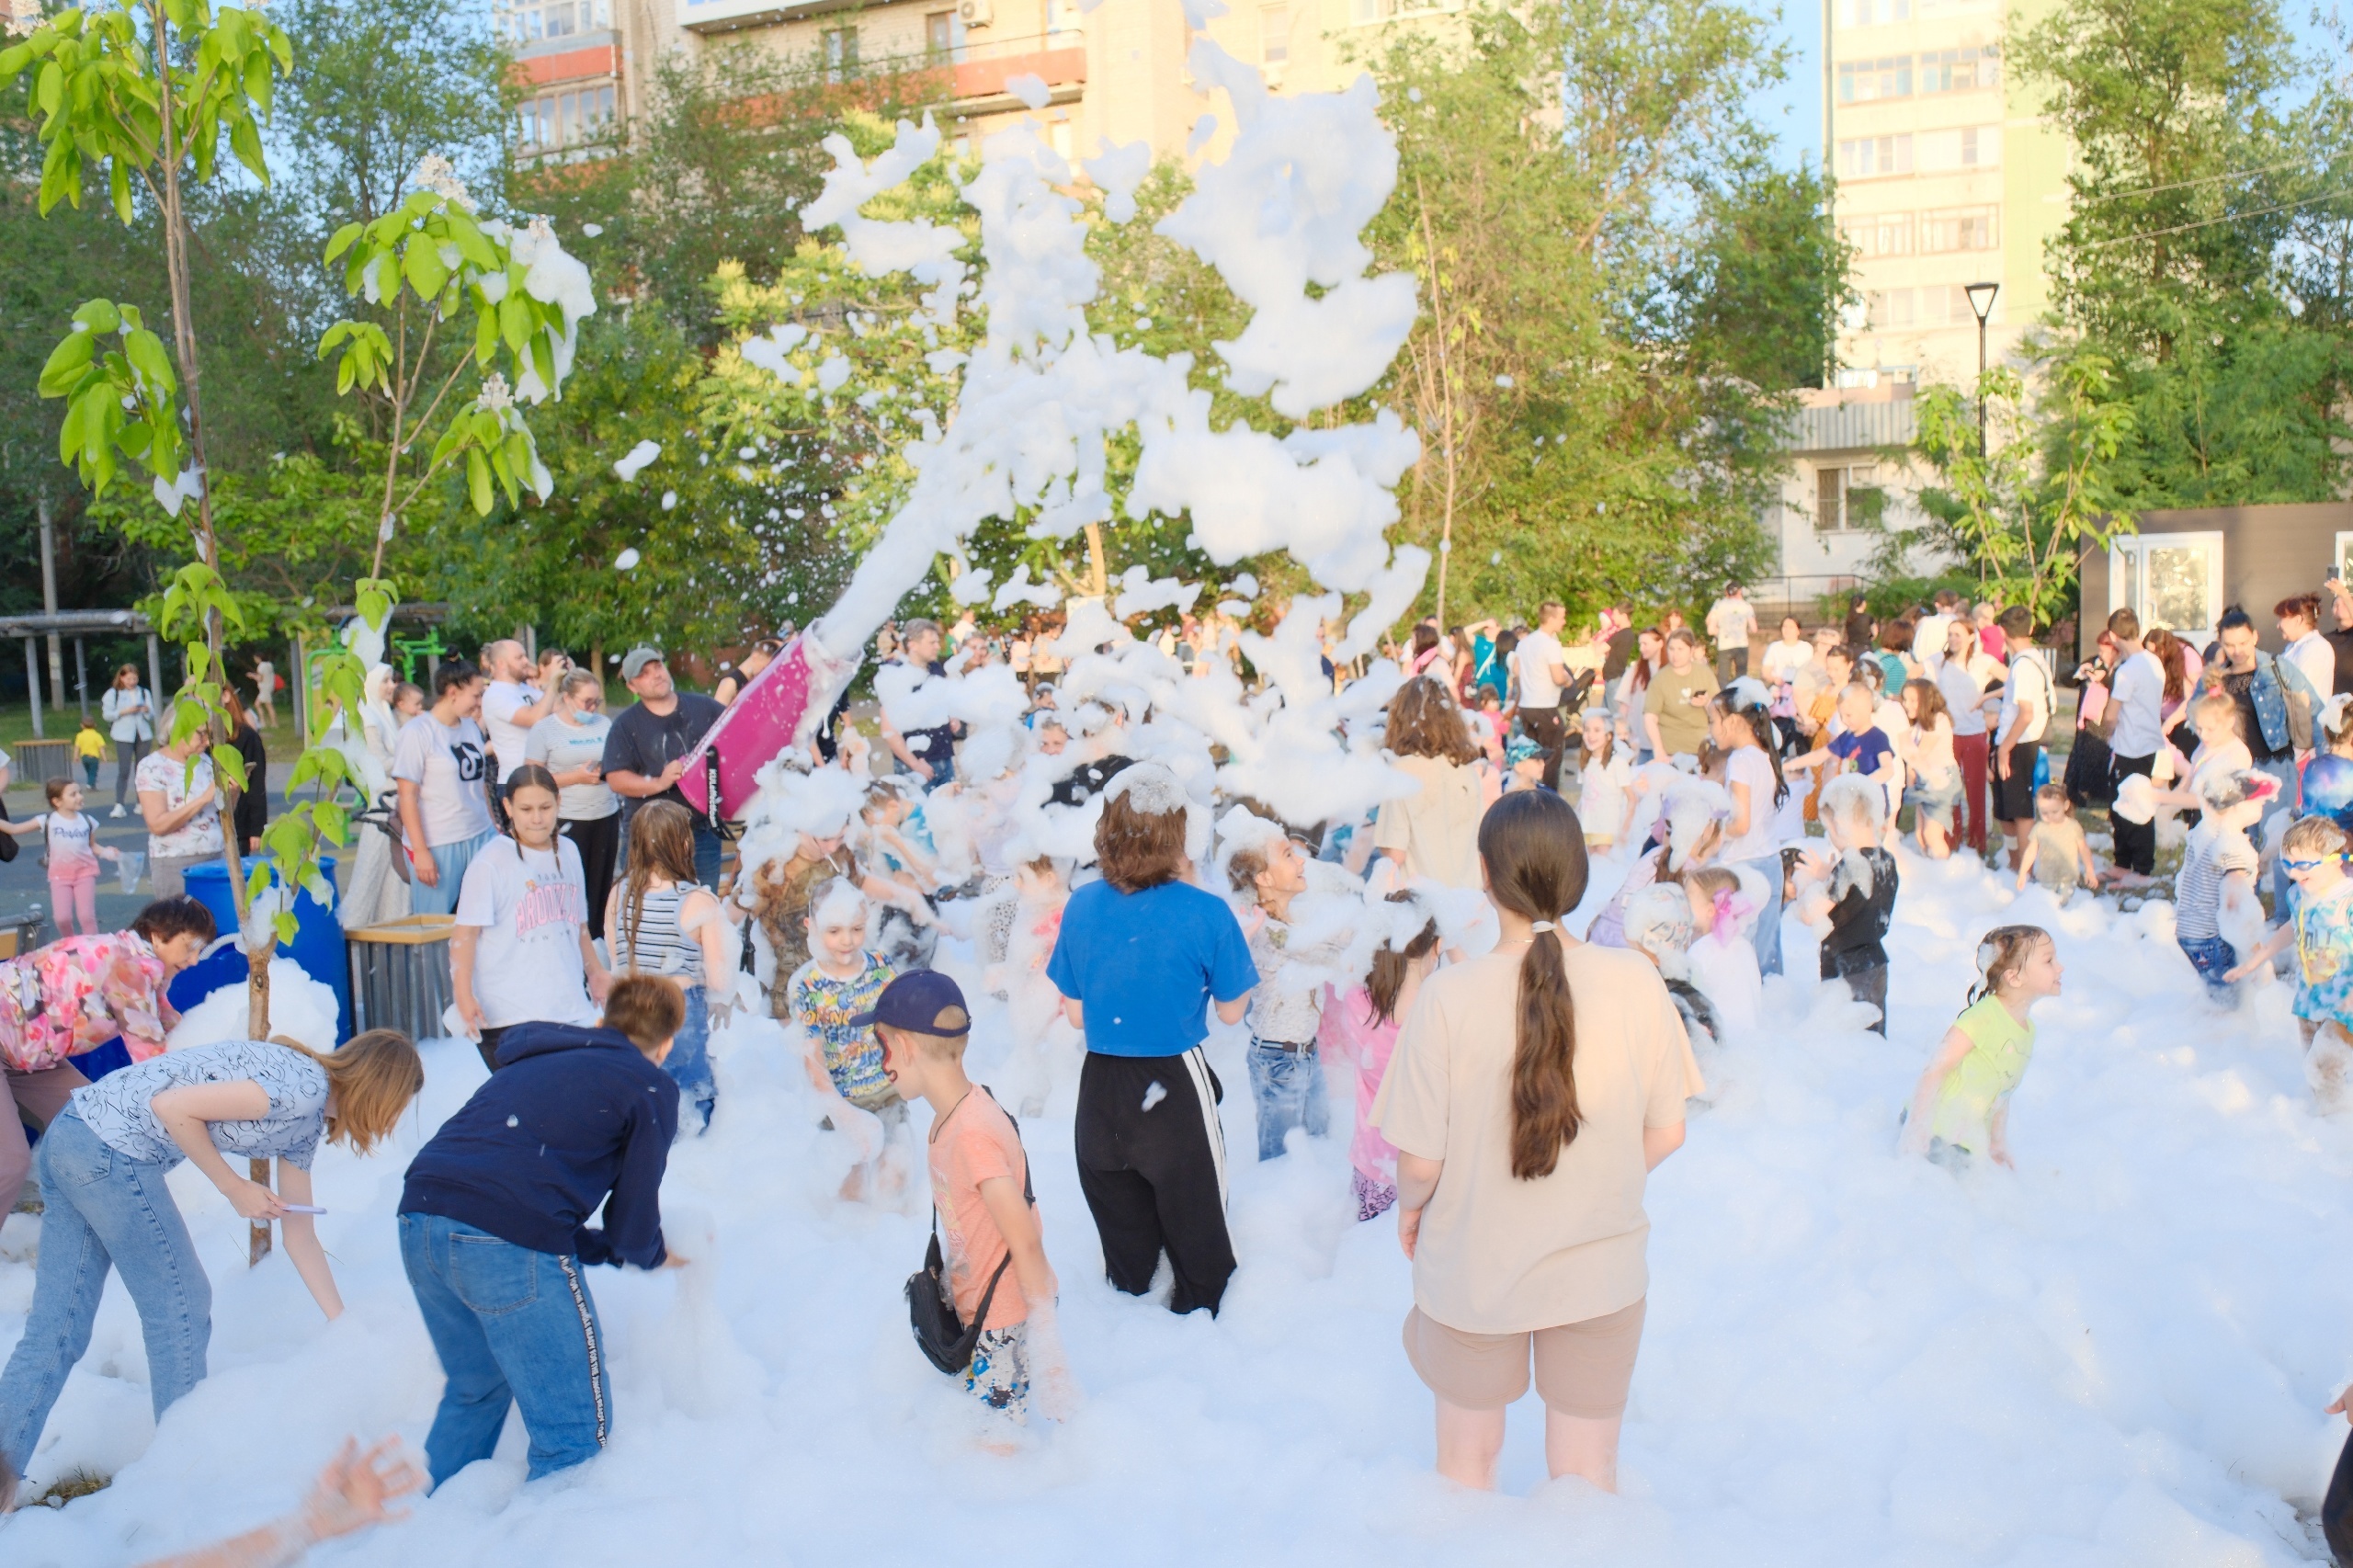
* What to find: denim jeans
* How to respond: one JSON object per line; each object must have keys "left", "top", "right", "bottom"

{"left": 0, "top": 1112, "right": 210, "bottom": 1474}
{"left": 690, "top": 821, "right": 723, "bottom": 891}
{"left": 1737, "top": 853, "right": 1785, "bottom": 978}
{"left": 2178, "top": 934, "right": 2239, "bottom": 995}
{"left": 411, "top": 830, "right": 494, "bottom": 917}
{"left": 664, "top": 984, "right": 714, "bottom": 1134}
{"left": 399, "top": 1213, "right": 612, "bottom": 1488}
{"left": 1246, "top": 1039, "right": 1330, "bottom": 1161}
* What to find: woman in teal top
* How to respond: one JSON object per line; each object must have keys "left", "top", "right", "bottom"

{"left": 1901, "top": 926, "right": 2062, "bottom": 1168}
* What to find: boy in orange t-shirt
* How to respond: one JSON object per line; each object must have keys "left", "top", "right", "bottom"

{"left": 868, "top": 970, "right": 1074, "bottom": 1428}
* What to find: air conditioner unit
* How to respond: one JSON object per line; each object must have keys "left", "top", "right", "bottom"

{"left": 958, "top": 0, "right": 993, "bottom": 25}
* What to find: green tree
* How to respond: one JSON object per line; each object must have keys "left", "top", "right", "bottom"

{"left": 1358, "top": 0, "right": 1804, "bottom": 626}
{"left": 2007, "top": 0, "right": 2353, "bottom": 511}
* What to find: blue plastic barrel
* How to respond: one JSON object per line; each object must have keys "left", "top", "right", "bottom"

{"left": 178, "top": 857, "right": 350, "bottom": 1043}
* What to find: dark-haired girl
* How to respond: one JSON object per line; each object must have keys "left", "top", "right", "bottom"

{"left": 452, "top": 764, "right": 608, "bottom": 1073}
{"left": 1899, "top": 678, "right": 1961, "bottom": 858}
{"left": 0, "top": 894, "right": 216, "bottom": 1216}
{"left": 1373, "top": 788, "right": 1702, "bottom": 1493}
{"left": 1319, "top": 892, "right": 1440, "bottom": 1221}
{"left": 1709, "top": 691, "right": 1790, "bottom": 976}
{"left": 1044, "top": 764, "right": 1257, "bottom": 1317}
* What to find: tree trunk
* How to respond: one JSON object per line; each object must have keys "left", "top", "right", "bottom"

{"left": 1083, "top": 521, "right": 1109, "bottom": 598}
{"left": 149, "top": 2, "right": 269, "bottom": 1261}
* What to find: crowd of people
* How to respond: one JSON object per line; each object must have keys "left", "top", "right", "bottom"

{"left": 14, "top": 569, "right": 2353, "bottom": 1560}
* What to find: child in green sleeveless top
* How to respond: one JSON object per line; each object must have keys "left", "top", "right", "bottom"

{"left": 1900, "top": 926, "right": 2061, "bottom": 1169}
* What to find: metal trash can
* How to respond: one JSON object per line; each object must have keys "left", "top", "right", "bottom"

{"left": 346, "top": 915, "right": 455, "bottom": 1042}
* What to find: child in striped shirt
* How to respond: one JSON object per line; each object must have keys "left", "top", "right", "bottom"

{"left": 2173, "top": 769, "right": 2273, "bottom": 995}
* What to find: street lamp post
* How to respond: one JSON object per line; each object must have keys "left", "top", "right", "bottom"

{"left": 1965, "top": 281, "right": 2000, "bottom": 454}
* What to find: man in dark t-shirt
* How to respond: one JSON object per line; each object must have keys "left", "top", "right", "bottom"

{"left": 603, "top": 645, "right": 726, "bottom": 887}
{"left": 1601, "top": 608, "right": 1637, "bottom": 685}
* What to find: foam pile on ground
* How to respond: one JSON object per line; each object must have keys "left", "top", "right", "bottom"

{"left": 7, "top": 852, "right": 2353, "bottom": 1562}
{"left": 165, "top": 957, "right": 343, "bottom": 1055}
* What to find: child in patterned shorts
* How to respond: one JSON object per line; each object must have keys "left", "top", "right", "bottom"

{"left": 870, "top": 970, "right": 1075, "bottom": 1436}
{"left": 2227, "top": 813, "right": 2353, "bottom": 1110}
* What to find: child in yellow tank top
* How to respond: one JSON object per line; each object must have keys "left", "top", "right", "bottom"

{"left": 1901, "top": 926, "right": 2062, "bottom": 1169}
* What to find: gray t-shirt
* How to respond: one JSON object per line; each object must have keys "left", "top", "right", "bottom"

{"left": 525, "top": 712, "right": 620, "bottom": 820}
{"left": 391, "top": 711, "right": 494, "bottom": 847}
{"left": 71, "top": 1039, "right": 330, "bottom": 1170}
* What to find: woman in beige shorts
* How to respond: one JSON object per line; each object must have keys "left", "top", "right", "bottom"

{"left": 1374, "top": 787, "right": 1704, "bottom": 1492}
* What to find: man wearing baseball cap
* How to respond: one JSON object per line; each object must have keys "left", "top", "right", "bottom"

{"left": 601, "top": 646, "right": 727, "bottom": 887}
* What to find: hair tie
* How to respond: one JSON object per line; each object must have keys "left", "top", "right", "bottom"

{"left": 1530, "top": 920, "right": 1556, "bottom": 934}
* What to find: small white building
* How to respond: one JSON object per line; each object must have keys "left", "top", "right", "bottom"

{"left": 1752, "top": 379, "right": 1948, "bottom": 624}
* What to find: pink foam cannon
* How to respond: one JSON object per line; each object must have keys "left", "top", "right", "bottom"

{"left": 676, "top": 632, "right": 857, "bottom": 827}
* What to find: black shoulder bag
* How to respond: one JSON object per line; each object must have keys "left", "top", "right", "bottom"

{"left": 905, "top": 1089, "right": 1034, "bottom": 1375}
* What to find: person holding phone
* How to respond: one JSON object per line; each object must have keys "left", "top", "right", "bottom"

{"left": 528, "top": 668, "right": 622, "bottom": 940}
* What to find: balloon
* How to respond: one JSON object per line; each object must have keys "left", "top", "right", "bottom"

{"left": 2303, "top": 753, "right": 2353, "bottom": 828}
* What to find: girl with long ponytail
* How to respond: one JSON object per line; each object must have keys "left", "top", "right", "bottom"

{"left": 1372, "top": 788, "right": 1704, "bottom": 1495}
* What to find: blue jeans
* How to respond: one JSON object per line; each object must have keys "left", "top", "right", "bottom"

{"left": 0, "top": 1112, "right": 210, "bottom": 1474}
{"left": 690, "top": 821, "right": 722, "bottom": 891}
{"left": 399, "top": 1214, "right": 612, "bottom": 1488}
{"left": 2179, "top": 934, "right": 2239, "bottom": 994}
{"left": 1246, "top": 1039, "right": 1330, "bottom": 1161}
{"left": 665, "top": 984, "right": 714, "bottom": 1133}
{"left": 1737, "top": 853, "right": 1785, "bottom": 979}
{"left": 412, "top": 830, "right": 494, "bottom": 916}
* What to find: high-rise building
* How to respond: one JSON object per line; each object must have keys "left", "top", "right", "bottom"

{"left": 1824, "top": 0, "right": 2069, "bottom": 388}
{"left": 500, "top": 0, "right": 629, "bottom": 160}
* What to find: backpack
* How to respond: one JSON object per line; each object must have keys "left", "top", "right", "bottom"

{"left": 905, "top": 1087, "right": 1034, "bottom": 1376}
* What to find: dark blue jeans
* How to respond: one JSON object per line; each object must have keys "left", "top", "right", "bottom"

{"left": 691, "top": 821, "right": 722, "bottom": 891}
{"left": 2178, "top": 934, "right": 2238, "bottom": 994}
{"left": 399, "top": 1214, "right": 612, "bottom": 1488}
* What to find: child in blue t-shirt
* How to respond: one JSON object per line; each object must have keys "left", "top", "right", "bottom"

{"left": 1044, "top": 764, "right": 1257, "bottom": 1318}
{"left": 1794, "top": 684, "right": 1902, "bottom": 828}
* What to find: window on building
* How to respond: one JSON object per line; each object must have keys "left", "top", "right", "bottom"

{"left": 1918, "top": 44, "right": 1998, "bottom": 93}
{"left": 926, "top": 10, "right": 955, "bottom": 57}
{"left": 1836, "top": 133, "right": 1913, "bottom": 178}
{"left": 1839, "top": 211, "right": 1914, "bottom": 258}
{"left": 499, "top": 1, "right": 611, "bottom": 45}
{"left": 1349, "top": 0, "right": 1458, "bottom": 21}
{"left": 1866, "top": 289, "right": 1917, "bottom": 328}
{"left": 1922, "top": 205, "right": 1998, "bottom": 252}
{"left": 1838, "top": 0, "right": 1912, "bottom": 25}
{"left": 1047, "top": 0, "right": 1084, "bottom": 38}
{"left": 1262, "top": 5, "right": 1292, "bottom": 64}
{"left": 1050, "top": 119, "right": 1075, "bottom": 157}
{"left": 824, "top": 27, "right": 859, "bottom": 83}
{"left": 1836, "top": 54, "right": 1912, "bottom": 102}
{"left": 1816, "top": 464, "right": 1886, "bottom": 532}
{"left": 518, "top": 84, "right": 614, "bottom": 151}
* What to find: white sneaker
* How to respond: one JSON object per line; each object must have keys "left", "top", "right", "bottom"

{"left": 109, "top": 804, "right": 125, "bottom": 818}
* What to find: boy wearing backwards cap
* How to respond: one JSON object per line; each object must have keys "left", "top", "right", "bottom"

{"left": 869, "top": 970, "right": 1075, "bottom": 1427}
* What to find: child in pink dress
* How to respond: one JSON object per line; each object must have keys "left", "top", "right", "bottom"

{"left": 1318, "top": 897, "right": 1441, "bottom": 1220}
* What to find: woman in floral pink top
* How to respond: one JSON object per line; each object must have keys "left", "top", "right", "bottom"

{"left": 0, "top": 896, "right": 216, "bottom": 1216}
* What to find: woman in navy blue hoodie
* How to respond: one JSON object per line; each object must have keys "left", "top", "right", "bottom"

{"left": 398, "top": 975, "right": 686, "bottom": 1488}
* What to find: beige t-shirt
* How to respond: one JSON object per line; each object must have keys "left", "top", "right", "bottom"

{"left": 1371, "top": 754, "right": 1483, "bottom": 889}
{"left": 1373, "top": 941, "right": 1704, "bottom": 1334}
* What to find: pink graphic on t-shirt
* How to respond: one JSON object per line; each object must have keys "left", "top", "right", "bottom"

{"left": 514, "top": 876, "right": 585, "bottom": 937}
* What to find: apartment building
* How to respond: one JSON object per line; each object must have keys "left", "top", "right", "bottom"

{"left": 588, "top": 0, "right": 1460, "bottom": 167}
{"left": 1824, "top": 0, "right": 2067, "bottom": 389}
{"left": 501, "top": 0, "right": 631, "bottom": 158}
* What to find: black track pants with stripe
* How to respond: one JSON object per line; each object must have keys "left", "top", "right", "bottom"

{"left": 1074, "top": 1047, "right": 1236, "bottom": 1317}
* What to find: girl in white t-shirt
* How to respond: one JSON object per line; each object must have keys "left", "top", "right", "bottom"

{"left": 451, "top": 764, "right": 609, "bottom": 1073}
{"left": 2, "top": 779, "right": 120, "bottom": 936}
{"left": 1575, "top": 710, "right": 1635, "bottom": 853}
{"left": 1707, "top": 692, "right": 1789, "bottom": 977}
